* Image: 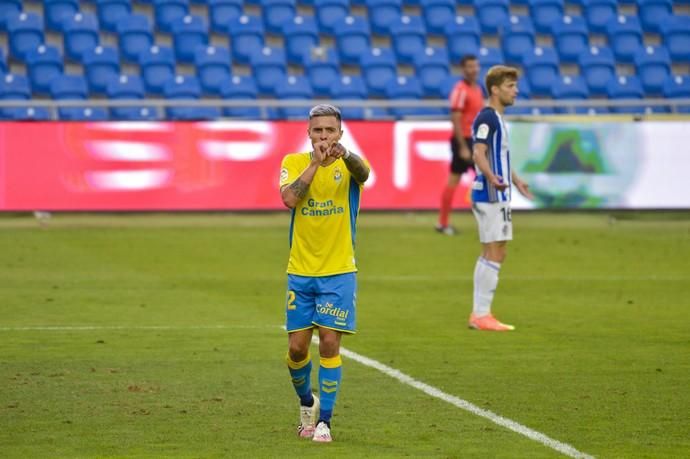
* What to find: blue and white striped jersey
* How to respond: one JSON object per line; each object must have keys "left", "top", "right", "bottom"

{"left": 471, "top": 107, "right": 511, "bottom": 203}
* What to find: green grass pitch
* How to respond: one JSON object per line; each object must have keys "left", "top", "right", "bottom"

{"left": 1, "top": 212, "right": 688, "bottom": 458}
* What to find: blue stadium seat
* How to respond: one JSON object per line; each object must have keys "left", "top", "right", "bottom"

{"left": 360, "top": 47, "right": 397, "bottom": 96}
{"left": 578, "top": 46, "right": 615, "bottom": 96}
{"left": 96, "top": 0, "right": 132, "bottom": 33}
{"left": 194, "top": 45, "right": 231, "bottom": 95}
{"left": 139, "top": 45, "right": 176, "bottom": 94}
{"left": 117, "top": 14, "right": 153, "bottom": 63}
{"left": 415, "top": 46, "right": 450, "bottom": 97}
{"left": 334, "top": 15, "right": 371, "bottom": 65}
{"left": 421, "top": 0, "right": 455, "bottom": 35}
{"left": 500, "top": 15, "right": 535, "bottom": 65}
{"left": 660, "top": 16, "right": 690, "bottom": 63}
{"left": 154, "top": 0, "right": 189, "bottom": 33}
{"left": 164, "top": 75, "right": 220, "bottom": 120}
{"left": 284, "top": 16, "right": 319, "bottom": 64}
{"left": 263, "top": 0, "right": 296, "bottom": 34}
{"left": 663, "top": 75, "right": 690, "bottom": 113}
{"left": 517, "top": 75, "right": 531, "bottom": 99}
{"left": 59, "top": 106, "right": 109, "bottom": 121}
{"left": 367, "top": 0, "right": 402, "bottom": 35}
{"left": 0, "top": 74, "right": 30, "bottom": 118}
{"left": 552, "top": 15, "right": 589, "bottom": 64}
{"left": 7, "top": 12, "right": 44, "bottom": 60}
{"left": 228, "top": 15, "right": 264, "bottom": 65}
{"left": 220, "top": 75, "right": 261, "bottom": 118}
{"left": 523, "top": 46, "right": 559, "bottom": 96}
{"left": 83, "top": 45, "right": 120, "bottom": 93}
{"left": 0, "top": 0, "right": 21, "bottom": 32}
{"left": 106, "top": 74, "right": 150, "bottom": 119}
{"left": 439, "top": 74, "right": 459, "bottom": 99}
{"left": 551, "top": 75, "right": 589, "bottom": 113}
{"left": 529, "top": 0, "right": 564, "bottom": 34}
{"left": 606, "top": 75, "right": 646, "bottom": 114}
{"left": 330, "top": 75, "right": 381, "bottom": 119}
{"left": 3, "top": 107, "right": 52, "bottom": 121}
{"left": 606, "top": 15, "right": 643, "bottom": 64}
{"left": 638, "top": 0, "right": 672, "bottom": 34}
{"left": 171, "top": 15, "right": 209, "bottom": 63}
{"left": 50, "top": 74, "right": 88, "bottom": 100}
{"left": 63, "top": 13, "right": 99, "bottom": 62}
{"left": 26, "top": 44, "right": 64, "bottom": 94}
{"left": 45, "top": 0, "right": 79, "bottom": 31}
{"left": 477, "top": 46, "right": 504, "bottom": 81}
{"left": 209, "top": 0, "right": 242, "bottom": 33}
{"left": 390, "top": 15, "right": 426, "bottom": 64}
{"left": 275, "top": 75, "right": 313, "bottom": 119}
{"left": 474, "top": 0, "right": 509, "bottom": 34}
{"left": 444, "top": 16, "right": 480, "bottom": 63}
{"left": 633, "top": 45, "right": 671, "bottom": 94}
{"left": 581, "top": 0, "right": 616, "bottom": 34}
{"left": 249, "top": 47, "right": 287, "bottom": 94}
{"left": 385, "top": 76, "right": 431, "bottom": 118}
{"left": 303, "top": 47, "right": 340, "bottom": 96}
{"left": 314, "top": 0, "right": 349, "bottom": 35}
{"left": 117, "top": 107, "right": 159, "bottom": 121}
{"left": 0, "top": 48, "right": 7, "bottom": 74}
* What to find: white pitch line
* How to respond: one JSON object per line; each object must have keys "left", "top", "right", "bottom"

{"left": 0, "top": 324, "right": 280, "bottom": 331}
{"left": 313, "top": 336, "right": 594, "bottom": 458}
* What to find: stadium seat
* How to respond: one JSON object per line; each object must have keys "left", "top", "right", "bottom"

{"left": 171, "top": 15, "right": 209, "bottom": 63}
{"left": 139, "top": 45, "right": 176, "bottom": 94}
{"left": 7, "top": 12, "right": 44, "bottom": 60}
{"left": 663, "top": 75, "right": 690, "bottom": 113}
{"left": 106, "top": 74, "right": 150, "bottom": 119}
{"left": 334, "top": 15, "right": 371, "bottom": 66}
{"left": 477, "top": 46, "right": 505, "bottom": 82}
{"left": 638, "top": 0, "right": 672, "bottom": 34}
{"left": 45, "top": 0, "right": 79, "bottom": 31}
{"left": 385, "top": 76, "right": 431, "bottom": 118}
{"left": 59, "top": 106, "right": 109, "bottom": 121}
{"left": 581, "top": 0, "right": 616, "bottom": 34}
{"left": 444, "top": 16, "right": 481, "bottom": 63}
{"left": 25, "top": 45, "right": 64, "bottom": 94}
{"left": 118, "top": 107, "right": 160, "bottom": 121}
{"left": 439, "top": 74, "right": 459, "bottom": 99}
{"left": 83, "top": 45, "right": 120, "bottom": 94}
{"left": 3, "top": 106, "right": 52, "bottom": 121}
{"left": 523, "top": 46, "right": 559, "bottom": 96}
{"left": 606, "top": 75, "right": 646, "bottom": 114}
{"left": 529, "top": 0, "right": 564, "bottom": 34}
{"left": 249, "top": 47, "right": 287, "bottom": 94}
{"left": 262, "top": 0, "right": 297, "bottom": 34}
{"left": 606, "top": 15, "right": 643, "bottom": 64}
{"left": 117, "top": 14, "right": 154, "bottom": 63}
{"left": 96, "top": 0, "right": 132, "bottom": 33}
{"left": 154, "top": 0, "right": 190, "bottom": 33}
{"left": 414, "top": 46, "right": 450, "bottom": 97}
{"left": 360, "top": 47, "right": 397, "bottom": 96}
{"left": 303, "top": 47, "right": 340, "bottom": 96}
{"left": 313, "top": 0, "right": 349, "bottom": 35}
{"left": 367, "top": 0, "right": 402, "bottom": 35}
{"left": 633, "top": 45, "right": 671, "bottom": 95}
{"left": 50, "top": 74, "right": 88, "bottom": 100}
{"left": 578, "top": 46, "right": 615, "bottom": 96}
{"left": 390, "top": 15, "right": 427, "bottom": 65}
{"left": 0, "top": 48, "right": 6, "bottom": 74}
{"left": 220, "top": 75, "right": 262, "bottom": 118}
{"left": 275, "top": 75, "right": 313, "bottom": 119}
{"left": 164, "top": 75, "right": 220, "bottom": 120}
{"left": 500, "top": 15, "right": 536, "bottom": 65}
{"left": 0, "top": 74, "right": 30, "bottom": 118}
{"left": 0, "top": 0, "right": 21, "bottom": 31}
{"left": 329, "top": 75, "right": 379, "bottom": 120}
{"left": 552, "top": 15, "right": 589, "bottom": 64}
{"left": 228, "top": 15, "right": 264, "bottom": 65}
{"left": 421, "top": 0, "right": 455, "bottom": 35}
{"left": 284, "top": 16, "right": 319, "bottom": 64}
{"left": 209, "top": 0, "right": 242, "bottom": 33}
{"left": 551, "top": 75, "right": 589, "bottom": 113}
{"left": 194, "top": 45, "right": 231, "bottom": 95}
{"left": 63, "top": 13, "right": 100, "bottom": 62}
{"left": 475, "top": 0, "right": 509, "bottom": 34}
{"left": 517, "top": 75, "right": 531, "bottom": 99}
{"left": 660, "top": 16, "right": 690, "bottom": 63}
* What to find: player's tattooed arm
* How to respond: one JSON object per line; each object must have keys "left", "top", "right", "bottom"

{"left": 331, "top": 144, "right": 369, "bottom": 184}
{"left": 287, "top": 178, "right": 310, "bottom": 200}
{"left": 280, "top": 161, "right": 320, "bottom": 209}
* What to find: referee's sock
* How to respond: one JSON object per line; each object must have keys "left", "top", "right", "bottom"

{"left": 473, "top": 256, "right": 501, "bottom": 316}
{"left": 439, "top": 185, "right": 456, "bottom": 227}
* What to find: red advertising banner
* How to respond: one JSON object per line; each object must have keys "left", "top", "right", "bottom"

{"left": 0, "top": 121, "right": 473, "bottom": 211}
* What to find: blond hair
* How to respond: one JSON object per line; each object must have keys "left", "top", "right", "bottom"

{"left": 484, "top": 65, "right": 519, "bottom": 96}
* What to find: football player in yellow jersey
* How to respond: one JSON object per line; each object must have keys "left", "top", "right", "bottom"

{"left": 279, "top": 104, "right": 370, "bottom": 443}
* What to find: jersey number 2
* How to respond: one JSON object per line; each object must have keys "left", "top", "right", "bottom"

{"left": 286, "top": 291, "right": 296, "bottom": 310}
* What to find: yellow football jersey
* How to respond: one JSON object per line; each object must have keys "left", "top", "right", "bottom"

{"left": 279, "top": 151, "right": 365, "bottom": 277}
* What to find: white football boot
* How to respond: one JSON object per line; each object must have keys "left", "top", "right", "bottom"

{"left": 312, "top": 421, "right": 332, "bottom": 443}
{"left": 297, "top": 395, "right": 319, "bottom": 438}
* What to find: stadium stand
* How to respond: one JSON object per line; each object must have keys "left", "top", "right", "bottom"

{"left": 0, "top": 0, "right": 687, "bottom": 120}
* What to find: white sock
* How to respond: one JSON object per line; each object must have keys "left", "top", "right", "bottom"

{"left": 473, "top": 257, "right": 501, "bottom": 317}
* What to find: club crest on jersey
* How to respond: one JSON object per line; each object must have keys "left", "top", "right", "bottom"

{"left": 334, "top": 167, "right": 342, "bottom": 182}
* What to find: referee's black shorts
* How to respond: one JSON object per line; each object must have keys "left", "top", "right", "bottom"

{"left": 450, "top": 136, "right": 475, "bottom": 174}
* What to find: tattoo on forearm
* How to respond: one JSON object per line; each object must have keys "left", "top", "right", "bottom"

{"left": 288, "top": 178, "right": 310, "bottom": 199}
{"left": 343, "top": 153, "right": 370, "bottom": 183}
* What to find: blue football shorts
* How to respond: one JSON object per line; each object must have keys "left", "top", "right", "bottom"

{"left": 285, "top": 272, "right": 357, "bottom": 334}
